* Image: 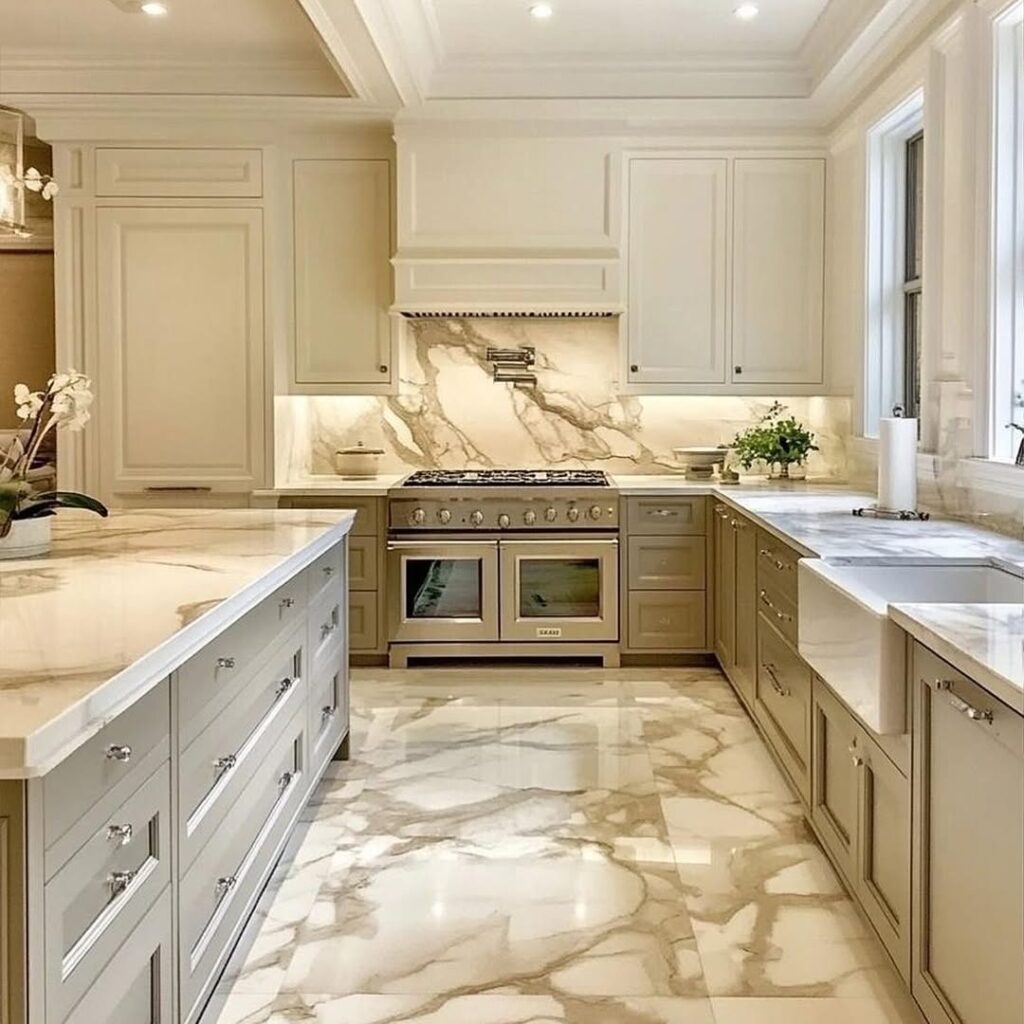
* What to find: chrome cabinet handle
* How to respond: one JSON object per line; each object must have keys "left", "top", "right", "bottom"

{"left": 759, "top": 590, "right": 793, "bottom": 623}
{"left": 715, "top": 506, "right": 731, "bottom": 520}
{"left": 106, "top": 823, "right": 133, "bottom": 846}
{"left": 108, "top": 870, "right": 136, "bottom": 897}
{"left": 321, "top": 705, "right": 337, "bottom": 722}
{"left": 323, "top": 565, "right": 335, "bottom": 577}
{"left": 216, "top": 657, "right": 236, "bottom": 670}
{"left": 321, "top": 620, "right": 337, "bottom": 641}
{"left": 649, "top": 509, "right": 678, "bottom": 518}
{"left": 851, "top": 754, "right": 864, "bottom": 767}
{"left": 215, "top": 876, "right": 237, "bottom": 899}
{"left": 764, "top": 663, "right": 790, "bottom": 698}
{"left": 275, "top": 677, "right": 295, "bottom": 699}
{"left": 280, "top": 597, "right": 295, "bottom": 609}
{"left": 759, "top": 549, "right": 789, "bottom": 571}
{"left": 278, "top": 770, "right": 294, "bottom": 792}
{"left": 212, "top": 754, "right": 237, "bottom": 773}
{"left": 105, "top": 744, "right": 132, "bottom": 763}
{"left": 936, "top": 680, "right": 993, "bottom": 723}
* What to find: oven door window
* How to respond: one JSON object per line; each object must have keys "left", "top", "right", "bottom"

{"left": 518, "top": 557, "right": 601, "bottom": 619}
{"left": 405, "top": 558, "right": 483, "bottom": 619}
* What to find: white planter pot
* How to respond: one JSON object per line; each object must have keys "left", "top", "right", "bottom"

{"left": 0, "top": 517, "right": 53, "bottom": 560}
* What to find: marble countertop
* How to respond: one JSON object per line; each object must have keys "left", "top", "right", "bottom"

{"left": 891, "top": 604, "right": 1023, "bottom": 714}
{"left": 0, "top": 508, "right": 355, "bottom": 778}
{"left": 253, "top": 474, "right": 408, "bottom": 498}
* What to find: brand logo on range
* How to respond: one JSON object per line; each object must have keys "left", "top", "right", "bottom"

{"left": 536, "top": 627, "right": 563, "bottom": 638}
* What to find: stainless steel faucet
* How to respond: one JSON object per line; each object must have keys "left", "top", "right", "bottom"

{"left": 1009, "top": 423, "right": 1024, "bottom": 466}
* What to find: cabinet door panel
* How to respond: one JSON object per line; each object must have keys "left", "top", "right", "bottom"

{"left": 627, "top": 158, "right": 728, "bottom": 384}
{"left": 96, "top": 207, "right": 264, "bottom": 494}
{"left": 732, "top": 159, "right": 824, "bottom": 384}
{"left": 732, "top": 514, "right": 757, "bottom": 707}
{"left": 293, "top": 159, "right": 393, "bottom": 387}
{"left": 913, "top": 655, "right": 1024, "bottom": 1024}
{"left": 712, "top": 504, "right": 735, "bottom": 671}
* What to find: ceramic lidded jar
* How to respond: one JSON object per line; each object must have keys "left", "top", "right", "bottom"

{"left": 333, "top": 442, "right": 385, "bottom": 478}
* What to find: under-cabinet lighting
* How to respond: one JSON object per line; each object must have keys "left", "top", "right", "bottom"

{"left": 530, "top": 3, "right": 554, "bottom": 19}
{"left": 734, "top": 3, "right": 759, "bottom": 20}
{"left": 141, "top": 1, "right": 169, "bottom": 15}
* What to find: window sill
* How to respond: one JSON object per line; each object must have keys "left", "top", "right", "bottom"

{"left": 960, "top": 458, "right": 1024, "bottom": 498}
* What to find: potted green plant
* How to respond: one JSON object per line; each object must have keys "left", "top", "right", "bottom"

{"left": 0, "top": 370, "right": 108, "bottom": 558}
{"left": 730, "top": 401, "right": 819, "bottom": 479}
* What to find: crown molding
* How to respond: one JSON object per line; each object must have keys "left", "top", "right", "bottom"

{"left": 7, "top": 94, "right": 396, "bottom": 143}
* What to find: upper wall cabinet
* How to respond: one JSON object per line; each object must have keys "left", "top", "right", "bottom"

{"left": 624, "top": 154, "right": 826, "bottom": 393}
{"left": 393, "top": 133, "right": 621, "bottom": 313}
{"left": 291, "top": 158, "right": 396, "bottom": 393}
{"left": 96, "top": 206, "right": 265, "bottom": 496}
{"left": 626, "top": 158, "right": 728, "bottom": 385}
{"left": 731, "top": 159, "right": 825, "bottom": 386}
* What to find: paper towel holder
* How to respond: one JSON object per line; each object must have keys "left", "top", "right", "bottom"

{"left": 851, "top": 404, "right": 931, "bottom": 521}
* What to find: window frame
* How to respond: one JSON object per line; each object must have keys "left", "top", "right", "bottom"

{"left": 903, "top": 130, "right": 924, "bottom": 419}
{"left": 863, "top": 91, "right": 925, "bottom": 438}
{"left": 988, "top": 1, "right": 1024, "bottom": 463}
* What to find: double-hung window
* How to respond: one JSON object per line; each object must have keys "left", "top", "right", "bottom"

{"left": 990, "top": 2, "right": 1023, "bottom": 462}
{"left": 903, "top": 131, "right": 924, "bottom": 419}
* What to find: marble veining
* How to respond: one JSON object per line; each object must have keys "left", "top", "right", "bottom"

{"left": 0, "top": 508, "right": 354, "bottom": 776}
{"left": 890, "top": 603, "right": 1024, "bottom": 712}
{"left": 275, "top": 318, "right": 851, "bottom": 482}
{"left": 210, "top": 669, "right": 921, "bottom": 1024}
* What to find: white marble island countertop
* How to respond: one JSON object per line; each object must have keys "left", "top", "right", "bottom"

{"left": 0, "top": 508, "right": 355, "bottom": 778}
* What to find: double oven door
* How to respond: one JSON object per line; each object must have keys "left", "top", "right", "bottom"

{"left": 388, "top": 536, "right": 618, "bottom": 644}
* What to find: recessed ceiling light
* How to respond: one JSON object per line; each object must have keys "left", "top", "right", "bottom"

{"left": 734, "top": 3, "right": 759, "bottom": 19}
{"left": 530, "top": 3, "right": 554, "bottom": 19}
{"left": 141, "top": 1, "right": 169, "bottom": 15}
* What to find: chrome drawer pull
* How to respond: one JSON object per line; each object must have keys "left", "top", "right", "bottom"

{"left": 851, "top": 754, "right": 864, "bottom": 767}
{"left": 105, "top": 744, "right": 132, "bottom": 763}
{"left": 936, "top": 680, "right": 993, "bottom": 723}
{"left": 106, "top": 823, "right": 133, "bottom": 846}
{"left": 323, "top": 565, "right": 335, "bottom": 577}
{"left": 759, "top": 590, "right": 793, "bottom": 623}
{"left": 214, "top": 876, "right": 237, "bottom": 899}
{"left": 280, "top": 597, "right": 296, "bottom": 609}
{"left": 212, "top": 754, "right": 237, "bottom": 773}
{"left": 275, "top": 677, "right": 295, "bottom": 699}
{"left": 321, "top": 620, "right": 337, "bottom": 640}
{"left": 216, "top": 657, "right": 236, "bottom": 670}
{"left": 759, "top": 549, "right": 789, "bottom": 571}
{"left": 321, "top": 705, "right": 337, "bottom": 721}
{"left": 649, "top": 508, "right": 678, "bottom": 518}
{"left": 764, "top": 663, "right": 790, "bottom": 698}
{"left": 108, "top": 870, "right": 136, "bottom": 897}
{"left": 278, "top": 770, "right": 294, "bottom": 792}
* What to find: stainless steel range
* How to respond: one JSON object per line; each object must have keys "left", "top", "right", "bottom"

{"left": 387, "top": 469, "right": 620, "bottom": 666}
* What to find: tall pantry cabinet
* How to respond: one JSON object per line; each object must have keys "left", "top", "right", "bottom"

{"left": 52, "top": 138, "right": 396, "bottom": 503}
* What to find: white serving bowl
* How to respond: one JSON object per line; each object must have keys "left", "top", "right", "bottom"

{"left": 334, "top": 442, "right": 385, "bottom": 477}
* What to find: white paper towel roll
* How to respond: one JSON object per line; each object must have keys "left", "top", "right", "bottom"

{"left": 878, "top": 416, "right": 918, "bottom": 512}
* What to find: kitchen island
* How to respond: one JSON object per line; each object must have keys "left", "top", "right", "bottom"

{"left": 0, "top": 508, "right": 355, "bottom": 1024}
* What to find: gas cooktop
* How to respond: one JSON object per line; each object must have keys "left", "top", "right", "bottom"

{"left": 401, "top": 469, "right": 609, "bottom": 488}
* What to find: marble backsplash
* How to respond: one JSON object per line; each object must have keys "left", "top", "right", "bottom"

{"left": 276, "top": 318, "right": 852, "bottom": 480}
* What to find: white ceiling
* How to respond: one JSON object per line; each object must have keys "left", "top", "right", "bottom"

{"left": 430, "top": 0, "right": 833, "bottom": 62}
{"left": 0, "top": 0, "right": 347, "bottom": 96}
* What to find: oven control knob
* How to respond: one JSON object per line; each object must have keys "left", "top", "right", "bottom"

{"left": 545, "top": 507, "right": 558, "bottom": 522}
{"left": 438, "top": 509, "right": 452, "bottom": 525}
{"left": 523, "top": 509, "right": 537, "bottom": 526}
{"left": 588, "top": 505, "right": 602, "bottom": 520}
{"left": 498, "top": 513, "right": 511, "bottom": 529}
{"left": 470, "top": 510, "right": 484, "bottom": 527}
{"left": 409, "top": 508, "right": 426, "bottom": 526}
{"left": 567, "top": 506, "right": 580, "bottom": 522}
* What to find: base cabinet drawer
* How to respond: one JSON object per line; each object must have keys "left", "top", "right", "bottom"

{"left": 179, "top": 710, "right": 307, "bottom": 1023}
{"left": 178, "top": 630, "right": 306, "bottom": 874}
{"left": 45, "top": 764, "right": 171, "bottom": 1022}
{"left": 627, "top": 592, "right": 706, "bottom": 650}
{"left": 627, "top": 536, "right": 706, "bottom": 590}
{"left": 755, "top": 616, "right": 811, "bottom": 802}
{"left": 627, "top": 497, "right": 706, "bottom": 536}
{"left": 63, "top": 888, "right": 172, "bottom": 1024}
{"left": 310, "top": 664, "right": 349, "bottom": 777}
{"left": 349, "top": 591, "right": 379, "bottom": 651}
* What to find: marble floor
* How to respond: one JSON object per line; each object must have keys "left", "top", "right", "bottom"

{"left": 209, "top": 667, "right": 923, "bottom": 1024}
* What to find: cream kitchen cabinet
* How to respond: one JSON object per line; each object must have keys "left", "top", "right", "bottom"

{"left": 911, "top": 643, "right": 1024, "bottom": 1024}
{"left": 712, "top": 503, "right": 756, "bottom": 709}
{"left": 731, "top": 158, "right": 825, "bottom": 385}
{"left": 624, "top": 154, "right": 826, "bottom": 392}
{"left": 95, "top": 205, "right": 265, "bottom": 499}
{"left": 626, "top": 158, "right": 728, "bottom": 385}
{"left": 291, "top": 158, "right": 397, "bottom": 393}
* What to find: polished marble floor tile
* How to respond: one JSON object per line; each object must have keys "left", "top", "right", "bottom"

{"left": 214, "top": 667, "right": 921, "bottom": 1024}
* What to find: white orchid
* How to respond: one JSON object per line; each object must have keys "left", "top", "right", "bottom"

{"left": 22, "top": 167, "right": 59, "bottom": 201}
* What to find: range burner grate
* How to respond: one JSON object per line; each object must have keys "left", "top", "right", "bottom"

{"left": 402, "top": 469, "right": 609, "bottom": 488}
